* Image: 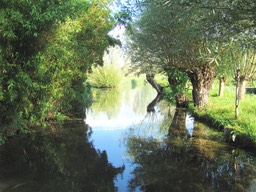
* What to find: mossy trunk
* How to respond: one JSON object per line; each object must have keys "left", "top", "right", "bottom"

{"left": 146, "top": 73, "right": 163, "bottom": 95}
{"left": 188, "top": 64, "right": 216, "bottom": 108}
{"left": 218, "top": 76, "right": 225, "bottom": 97}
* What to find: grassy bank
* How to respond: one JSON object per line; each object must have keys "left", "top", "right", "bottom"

{"left": 189, "top": 82, "right": 256, "bottom": 147}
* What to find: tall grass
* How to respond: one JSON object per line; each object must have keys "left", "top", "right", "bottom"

{"left": 87, "top": 64, "right": 122, "bottom": 88}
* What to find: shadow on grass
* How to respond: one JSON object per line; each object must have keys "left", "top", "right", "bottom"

{"left": 210, "top": 93, "right": 219, "bottom": 97}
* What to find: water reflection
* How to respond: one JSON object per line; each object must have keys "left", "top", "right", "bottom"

{"left": 168, "top": 109, "right": 194, "bottom": 140}
{"left": 125, "top": 110, "right": 256, "bottom": 192}
{"left": 91, "top": 88, "right": 122, "bottom": 119}
{"left": 86, "top": 84, "right": 256, "bottom": 191}
{"left": 146, "top": 94, "right": 162, "bottom": 113}
{"left": 86, "top": 84, "right": 163, "bottom": 191}
{"left": 2, "top": 84, "right": 254, "bottom": 192}
{"left": 0, "top": 122, "right": 122, "bottom": 192}
{"left": 86, "top": 84, "right": 158, "bottom": 130}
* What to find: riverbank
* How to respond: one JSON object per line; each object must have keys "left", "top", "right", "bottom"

{"left": 188, "top": 83, "right": 256, "bottom": 151}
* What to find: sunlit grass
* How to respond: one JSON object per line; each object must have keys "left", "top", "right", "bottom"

{"left": 191, "top": 81, "right": 256, "bottom": 142}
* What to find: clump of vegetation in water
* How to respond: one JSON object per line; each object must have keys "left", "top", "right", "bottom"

{"left": 87, "top": 64, "right": 123, "bottom": 88}
{"left": 87, "top": 46, "right": 123, "bottom": 88}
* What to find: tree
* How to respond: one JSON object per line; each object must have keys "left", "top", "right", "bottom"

{"left": 162, "top": 0, "right": 256, "bottom": 100}
{"left": 125, "top": 0, "right": 256, "bottom": 108}
{"left": 0, "top": 0, "right": 116, "bottom": 129}
{"left": 233, "top": 47, "right": 256, "bottom": 100}
{"left": 125, "top": 0, "right": 219, "bottom": 107}
{"left": 218, "top": 41, "right": 256, "bottom": 119}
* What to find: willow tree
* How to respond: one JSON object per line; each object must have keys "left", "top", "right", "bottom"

{"left": 231, "top": 46, "right": 256, "bottom": 100}
{"left": 126, "top": 0, "right": 219, "bottom": 107}
{"left": 161, "top": 0, "right": 256, "bottom": 96}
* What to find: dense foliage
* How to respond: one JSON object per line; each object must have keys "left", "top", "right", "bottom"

{"left": 0, "top": 0, "right": 116, "bottom": 130}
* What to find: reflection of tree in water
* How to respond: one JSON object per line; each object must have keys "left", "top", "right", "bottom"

{"left": 126, "top": 94, "right": 173, "bottom": 141}
{"left": 168, "top": 109, "right": 191, "bottom": 140}
{"left": 125, "top": 110, "right": 256, "bottom": 192}
{"left": 123, "top": 84, "right": 158, "bottom": 116}
{"left": 90, "top": 88, "right": 121, "bottom": 119}
{"left": 0, "top": 122, "right": 123, "bottom": 192}
{"left": 90, "top": 84, "right": 157, "bottom": 120}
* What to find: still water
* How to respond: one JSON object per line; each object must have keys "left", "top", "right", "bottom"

{"left": 1, "top": 83, "right": 256, "bottom": 192}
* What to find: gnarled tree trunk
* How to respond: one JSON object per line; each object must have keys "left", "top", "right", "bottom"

{"left": 188, "top": 64, "right": 216, "bottom": 108}
{"left": 146, "top": 73, "right": 163, "bottom": 95}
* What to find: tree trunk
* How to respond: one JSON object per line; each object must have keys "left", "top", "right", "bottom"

{"left": 146, "top": 73, "right": 163, "bottom": 95}
{"left": 218, "top": 76, "right": 225, "bottom": 97}
{"left": 238, "top": 77, "right": 247, "bottom": 100}
{"left": 188, "top": 64, "right": 216, "bottom": 108}
{"left": 235, "top": 69, "right": 240, "bottom": 119}
{"left": 175, "top": 93, "right": 187, "bottom": 108}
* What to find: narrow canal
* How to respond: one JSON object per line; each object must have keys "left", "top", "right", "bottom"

{"left": 0, "top": 83, "right": 256, "bottom": 192}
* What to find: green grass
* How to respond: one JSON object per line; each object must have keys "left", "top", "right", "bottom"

{"left": 190, "top": 82, "right": 256, "bottom": 142}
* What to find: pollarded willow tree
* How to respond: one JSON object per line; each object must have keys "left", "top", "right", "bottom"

{"left": 219, "top": 42, "right": 256, "bottom": 99}
{"left": 126, "top": 0, "right": 256, "bottom": 108}
{"left": 126, "top": 0, "right": 220, "bottom": 107}
{"left": 195, "top": 0, "right": 256, "bottom": 100}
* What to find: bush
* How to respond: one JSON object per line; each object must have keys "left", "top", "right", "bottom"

{"left": 87, "top": 64, "right": 122, "bottom": 88}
